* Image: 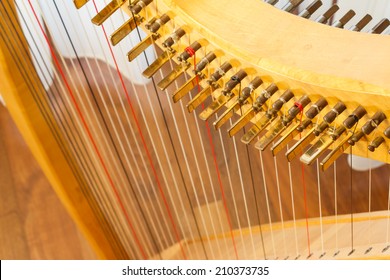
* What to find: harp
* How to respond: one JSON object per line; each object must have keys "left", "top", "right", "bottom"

{"left": 1, "top": 0, "right": 390, "bottom": 260}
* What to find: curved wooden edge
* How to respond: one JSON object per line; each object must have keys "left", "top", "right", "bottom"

{"left": 0, "top": 1, "right": 124, "bottom": 259}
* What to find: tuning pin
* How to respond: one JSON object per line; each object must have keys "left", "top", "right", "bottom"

{"left": 368, "top": 136, "right": 385, "bottom": 152}
{"left": 228, "top": 83, "right": 279, "bottom": 137}
{"left": 128, "top": 13, "right": 172, "bottom": 61}
{"left": 286, "top": 101, "right": 344, "bottom": 162}
{"left": 315, "top": 5, "right": 339, "bottom": 24}
{"left": 349, "top": 14, "right": 373, "bottom": 32}
{"left": 214, "top": 76, "right": 263, "bottom": 129}
{"left": 142, "top": 27, "right": 186, "bottom": 78}
{"left": 348, "top": 111, "right": 387, "bottom": 146}
{"left": 91, "top": 0, "right": 127, "bottom": 26}
{"left": 282, "top": 0, "right": 304, "bottom": 12}
{"left": 265, "top": 0, "right": 279, "bottom": 5}
{"left": 332, "top": 10, "right": 356, "bottom": 28}
{"left": 186, "top": 62, "right": 233, "bottom": 113}
{"left": 73, "top": 0, "right": 89, "bottom": 9}
{"left": 330, "top": 106, "right": 367, "bottom": 141}
{"left": 271, "top": 97, "right": 328, "bottom": 156}
{"left": 298, "top": 0, "right": 323, "bottom": 19}
{"left": 370, "top": 18, "right": 390, "bottom": 34}
{"left": 255, "top": 95, "right": 311, "bottom": 151}
{"left": 301, "top": 106, "right": 366, "bottom": 166}
{"left": 242, "top": 90, "right": 294, "bottom": 145}
{"left": 199, "top": 70, "right": 248, "bottom": 121}
{"left": 172, "top": 51, "right": 217, "bottom": 102}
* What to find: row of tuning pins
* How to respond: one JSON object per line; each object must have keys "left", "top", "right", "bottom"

{"left": 265, "top": 0, "right": 390, "bottom": 34}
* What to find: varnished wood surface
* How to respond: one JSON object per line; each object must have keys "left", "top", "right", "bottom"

{"left": 0, "top": 105, "right": 96, "bottom": 259}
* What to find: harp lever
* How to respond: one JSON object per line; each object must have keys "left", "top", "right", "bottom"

{"left": 73, "top": 0, "right": 90, "bottom": 9}
{"left": 228, "top": 83, "right": 278, "bottom": 137}
{"left": 213, "top": 76, "right": 263, "bottom": 129}
{"left": 91, "top": 0, "right": 127, "bottom": 26}
{"left": 187, "top": 62, "right": 233, "bottom": 113}
{"left": 128, "top": 13, "right": 172, "bottom": 61}
{"left": 158, "top": 41, "right": 203, "bottom": 90}
{"left": 172, "top": 51, "right": 217, "bottom": 103}
{"left": 271, "top": 97, "right": 328, "bottom": 156}
{"left": 242, "top": 89, "right": 294, "bottom": 145}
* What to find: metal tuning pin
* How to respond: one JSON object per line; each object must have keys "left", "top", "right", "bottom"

{"left": 320, "top": 106, "right": 368, "bottom": 171}
{"left": 142, "top": 27, "right": 186, "bottom": 78}
{"left": 329, "top": 106, "right": 366, "bottom": 141}
{"left": 228, "top": 83, "right": 278, "bottom": 137}
{"left": 301, "top": 103, "right": 359, "bottom": 166}
{"left": 128, "top": 13, "right": 171, "bottom": 61}
{"left": 172, "top": 51, "right": 217, "bottom": 103}
{"left": 368, "top": 136, "right": 385, "bottom": 152}
{"left": 349, "top": 14, "right": 373, "bottom": 32}
{"left": 370, "top": 19, "right": 390, "bottom": 34}
{"left": 187, "top": 62, "right": 232, "bottom": 113}
{"left": 271, "top": 97, "right": 328, "bottom": 156}
{"left": 242, "top": 89, "right": 294, "bottom": 145}
{"left": 110, "top": 0, "right": 154, "bottom": 45}
{"left": 298, "top": 0, "right": 323, "bottom": 19}
{"left": 282, "top": 0, "right": 304, "bottom": 13}
{"left": 214, "top": 76, "right": 263, "bottom": 129}
{"left": 315, "top": 5, "right": 339, "bottom": 24}
{"left": 255, "top": 95, "right": 310, "bottom": 151}
{"left": 199, "top": 70, "right": 247, "bottom": 121}
{"left": 286, "top": 100, "right": 344, "bottom": 162}
{"left": 91, "top": 0, "right": 127, "bottom": 26}
{"left": 332, "top": 10, "right": 356, "bottom": 28}
{"left": 157, "top": 41, "right": 203, "bottom": 91}
{"left": 265, "top": 0, "right": 279, "bottom": 5}
{"left": 348, "top": 111, "right": 387, "bottom": 146}
{"left": 73, "top": 0, "right": 89, "bottom": 9}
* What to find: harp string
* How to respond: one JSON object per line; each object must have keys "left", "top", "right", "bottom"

{"left": 316, "top": 159, "right": 324, "bottom": 255}
{"left": 334, "top": 161, "right": 339, "bottom": 253}
{"left": 62, "top": 0, "right": 177, "bottom": 255}
{"left": 287, "top": 146, "right": 299, "bottom": 257}
{"left": 25, "top": 1, "right": 145, "bottom": 258}
{"left": 259, "top": 150, "right": 276, "bottom": 257}
{"left": 13, "top": 1, "right": 135, "bottom": 258}
{"left": 0, "top": 1, "right": 131, "bottom": 258}
{"left": 27, "top": 0, "right": 150, "bottom": 259}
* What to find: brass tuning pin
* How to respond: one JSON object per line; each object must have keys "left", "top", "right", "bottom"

{"left": 172, "top": 51, "right": 218, "bottom": 103}
{"left": 158, "top": 41, "right": 204, "bottom": 91}
{"left": 332, "top": 10, "right": 356, "bottom": 28}
{"left": 301, "top": 106, "right": 366, "bottom": 166}
{"left": 368, "top": 137, "right": 385, "bottom": 152}
{"left": 286, "top": 101, "right": 346, "bottom": 162}
{"left": 214, "top": 76, "right": 263, "bottom": 129}
{"left": 282, "top": 0, "right": 304, "bottom": 12}
{"left": 199, "top": 70, "right": 248, "bottom": 121}
{"left": 187, "top": 61, "right": 233, "bottom": 113}
{"left": 265, "top": 0, "right": 279, "bottom": 5}
{"left": 242, "top": 89, "right": 294, "bottom": 145}
{"left": 73, "top": 0, "right": 89, "bottom": 9}
{"left": 255, "top": 95, "right": 311, "bottom": 151}
{"left": 298, "top": 0, "right": 323, "bottom": 19}
{"left": 110, "top": 0, "right": 154, "bottom": 45}
{"left": 128, "top": 13, "right": 172, "bottom": 61}
{"left": 91, "top": 0, "right": 127, "bottom": 26}
{"left": 315, "top": 5, "right": 339, "bottom": 24}
{"left": 271, "top": 97, "right": 328, "bottom": 156}
{"left": 142, "top": 27, "right": 186, "bottom": 78}
{"left": 228, "top": 83, "right": 279, "bottom": 137}
{"left": 349, "top": 14, "right": 373, "bottom": 32}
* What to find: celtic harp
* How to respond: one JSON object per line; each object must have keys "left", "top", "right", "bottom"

{"left": 1, "top": 0, "right": 390, "bottom": 260}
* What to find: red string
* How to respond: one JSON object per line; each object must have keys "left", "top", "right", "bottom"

{"left": 91, "top": 0, "right": 187, "bottom": 260}
{"left": 192, "top": 52, "right": 239, "bottom": 260}
{"left": 27, "top": 0, "right": 147, "bottom": 259}
{"left": 297, "top": 104, "right": 311, "bottom": 256}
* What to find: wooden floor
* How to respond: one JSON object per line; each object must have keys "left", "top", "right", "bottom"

{"left": 0, "top": 105, "right": 96, "bottom": 259}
